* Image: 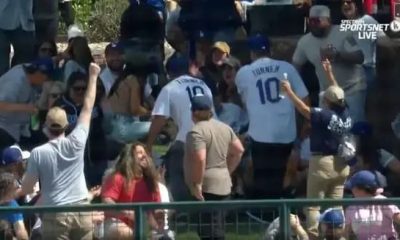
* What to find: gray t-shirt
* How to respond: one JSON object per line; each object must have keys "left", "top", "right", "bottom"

{"left": 26, "top": 124, "right": 89, "bottom": 205}
{"left": 293, "top": 25, "right": 366, "bottom": 94}
{"left": 0, "top": 65, "right": 35, "bottom": 141}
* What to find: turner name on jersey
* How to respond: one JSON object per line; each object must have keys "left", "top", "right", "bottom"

{"left": 235, "top": 58, "right": 308, "bottom": 143}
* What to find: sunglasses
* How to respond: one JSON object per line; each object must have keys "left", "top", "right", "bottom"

{"left": 50, "top": 93, "right": 62, "bottom": 99}
{"left": 342, "top": 0, "right": 354, "bottom": 4}
{"left": 309, "top": 18, "right": 321, "bottom": 24}
{"left": 72, "top": 86, "right": 87, "bottom": 92}
{"left": 40, "top": 47, "right": 53, "bottom": 52}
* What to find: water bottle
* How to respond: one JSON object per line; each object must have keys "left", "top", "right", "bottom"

{"left": 31, "top": 113, "right": 40, "bottom": 131}
{"left": 279, "top": 73, "right": 288, "bottom": 99}
{"left": 93, "top": 221, "right": 104, "bottom": 239}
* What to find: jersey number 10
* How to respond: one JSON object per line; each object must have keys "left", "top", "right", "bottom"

{"left": 256, "top": 77, "right": 281, "bottom": 104}
{"left": 186, "top": 86, "right": 205, "bottom": 100}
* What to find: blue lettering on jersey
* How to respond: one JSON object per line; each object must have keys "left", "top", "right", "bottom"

{"left": 252, "top": 65, "right": 280, "bottom": 77}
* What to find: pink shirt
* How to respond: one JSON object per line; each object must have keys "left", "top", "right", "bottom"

{"left": 345, "top": 195, "right": 400, "bottom": 240}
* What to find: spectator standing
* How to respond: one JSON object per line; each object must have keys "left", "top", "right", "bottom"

{"left": 100, "top": 42, "right": 125, "bottom": 96}
{"left": 235, "top": 35, "right": 309, "bottom": 200}
{"left": 281, "top": 59, "right": 352, "bottom": 239}
{"left": 0, "top": 0, "right": 36, "bottom": 76}
{"left": 53, "top": 71, "right": 107, "bottom": 187}
{"left": 101, "top": 142, "right": 161, "bottom": 239}
{"left": 33, "top": 0, "right": 59, "bottom": 43}
{"left": 341, "top": 0, "right": 384, "bottom": 89}
{"left": 345, "top": 170, "right": 400, "bottom": 239}
{"left": 0, "top": 58, "right": 54, "bottom": 153}
{"left": 63, "top": 36, "right": 94, "bottom": 83}
{"left": 0, "top": 173, "right": 29, "bottom": 240}
{"left": 293, "top": 5, "right": 366, "bottom": 123}
{"left": 59, "top": 0, "right": 75, "bottom": 27}
{"left": 184, "top": 95, "right": 244, "bottom": 240}
{"left": 200, "top": 42, "right": 230, "bottom": 100}
{"left": 146, "top": 54, "right": 213, "bottom": 201}
{"left": 19, "top": 63, "right": 101, "bottom": 240}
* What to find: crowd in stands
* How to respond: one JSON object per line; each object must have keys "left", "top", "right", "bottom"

{"left": 0, "top": 0, "right": 400, "bottom": 239}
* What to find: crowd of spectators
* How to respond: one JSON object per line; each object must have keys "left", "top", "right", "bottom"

{"left": 0, "top": 0, "right": 400, "bottom": 239}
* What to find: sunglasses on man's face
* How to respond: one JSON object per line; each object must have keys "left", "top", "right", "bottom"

{"left": 50, "top": 93, "right": 62, "bottom": 99}
{"left": 72, "top": 86, "right": 87, "bottom": 92}
{"left": 309, "top": 18, "right": 321, "bottom": 25}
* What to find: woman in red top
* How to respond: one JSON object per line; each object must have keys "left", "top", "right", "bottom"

{"left": 101, "top": 142, "right": 161, "bottom": 239}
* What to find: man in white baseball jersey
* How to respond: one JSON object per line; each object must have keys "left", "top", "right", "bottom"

{"left": 147, "top": 53, "right": 213, "bottom": 201}
{"left": 235, "top": 35, "right": 309, "bottom": 200}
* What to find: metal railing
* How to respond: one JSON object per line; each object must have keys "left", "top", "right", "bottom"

{"left": 1, "top": 198, "right": 400, "bottom": 239}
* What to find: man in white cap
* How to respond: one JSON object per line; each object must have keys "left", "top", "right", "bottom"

{"left": 18, "top": 63, "right": 101, "bottom": 240}
{"left": 293, "top": 5, "right": 366, "bottom": 123}
{"left": 281, "top": 60, "right": 352, "bottom": 239}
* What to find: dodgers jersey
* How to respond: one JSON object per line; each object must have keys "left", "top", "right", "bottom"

{"left": 235, "top": 57, "right": 308, "bottom": 143}
{"left": 152, "top": 75, "right": 213, "bottom": 142}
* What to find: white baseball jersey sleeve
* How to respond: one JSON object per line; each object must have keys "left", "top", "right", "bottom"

{"left": 235, "top": 58, "right": 308, "bottom": 143}
{"left": 152, "top": 75, "right": 213, "bottom": 142}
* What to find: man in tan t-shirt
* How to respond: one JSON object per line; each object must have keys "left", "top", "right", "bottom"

{"left": 184, "top": 94, "right": 244, "bottom": 240}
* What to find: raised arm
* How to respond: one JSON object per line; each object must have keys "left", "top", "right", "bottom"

{"left": 77, "top": 63, "right": 100, "bottom": 128}
{"left": 322, "top": 59, "right": 338, "bottom": 87}
{"left": 281, "top": 80, "right": 311, "bottom": 120}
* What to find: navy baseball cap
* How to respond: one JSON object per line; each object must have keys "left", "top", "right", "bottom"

{"left": 248, "top": 34, "right": 270, "bottom": 52}
{"left": 105, "top": 41, "right": 124, "bottom": 54}
{"left": 166, "top": 53, "right": 189, "bottom": 75}
{"left": 345, "top": 170, "right": 379, "bottom": 190}
{"left": 191, "top": 95, "right": 212, "bottom": 112}
{"left": 1, "top": 145, "right": 30, "bottom": 166}
{"left": 25, "top": 57, "right": 55, "bottom": 77}
{"left": 320, "top": 208, "right": 344, "bottom": 228}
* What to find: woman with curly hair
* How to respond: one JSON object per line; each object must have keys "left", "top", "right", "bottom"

{"left": 101, "top": 142, "right": 161, "bottom": 240}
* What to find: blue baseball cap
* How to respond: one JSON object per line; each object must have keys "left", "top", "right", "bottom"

{"left": 248, "top": 34, "right": 270, "bottom": 52}
{"left": 320, "top": 208, "right": 344, "bottom": 228}
{"left": 166, "top": 53, "right": 189, "bottom": 75}
{"left": 105, "top": 41, "right": 124, "bottom": 54}
{"left": 1, "top": 145, "right": 30, "bottom": 166}
{"left": 191, "top": 95, "right": 212, "bottom": 112}
{"left": 345, "top": 170, "right": 379, "bottom": 190}
{"left": 25, "top": 57, "right": 55, "bottom": 77}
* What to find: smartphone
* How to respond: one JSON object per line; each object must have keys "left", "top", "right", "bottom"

{"left": 396, "top": 2, "right": 400, "bottom": 18}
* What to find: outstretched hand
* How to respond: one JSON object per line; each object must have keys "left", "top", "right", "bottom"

{"left": 280, "top": 80, "right": 292, "bottom": 94}
{"left": 322, "top": 58, "right": 333, "bottom": 74}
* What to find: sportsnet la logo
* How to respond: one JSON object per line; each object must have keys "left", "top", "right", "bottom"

{"left": 339, "top": 19, "right": 393, "bottom": 39}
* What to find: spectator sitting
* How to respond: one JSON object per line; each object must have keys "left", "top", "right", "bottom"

{"left": 0, "top": 220, "right": 14, "bottom": 240}
{"left": 263, "top": 214, "right": 309, "bottom": 240}
{"left": 100, "top": 42, "right": 125, "bottom": 96}
{"left": 101, "top": 142, "right": 162, "bottom": 239}
{"left": 344, "top": 170, "right": 400, "bottom": 239}
{"left": 63, "top": 36, "right": 94, "bottom": 83}
{"left": 0, "top": 172, "right": 29, "bottom": 240}
{"left": 53, "top": 71, "right": 107, "bottom": 187}
{"left": 319, "top": 208, "right": 346, "bottom": 240}
{"left": 0, "top": 58, "right": 54, "bottom": 152}
{"left": 107, "top": 64, "right": 152, "bottom": 144}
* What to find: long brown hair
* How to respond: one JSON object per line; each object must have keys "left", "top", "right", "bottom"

{"left": 112, "top": 142, "right": 159, "bottom": 193}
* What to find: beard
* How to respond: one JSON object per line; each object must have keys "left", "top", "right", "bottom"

{"left": 108, "top": 62, "right": 124, "bottom": 73}
{"left": 310, "top": 28, "right": 328, "bottom": 38}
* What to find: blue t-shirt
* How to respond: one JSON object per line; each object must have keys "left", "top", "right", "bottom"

{"left": 310, "top": 107, "right": 352, "bottom": 155}
{"left": 0, "top": 200, "right": 23, "bottom": 224}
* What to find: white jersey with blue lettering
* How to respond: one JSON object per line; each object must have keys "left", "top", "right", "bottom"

{"left": 235, "top": 57, "right": 308, "bottom": 143}
{"left": 152, "top": 75, "right": 213, "bottom": 142}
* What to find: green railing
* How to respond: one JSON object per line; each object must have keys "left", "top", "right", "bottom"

{"left": 1, "top": 198, "right": 400, "bottom": 239}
